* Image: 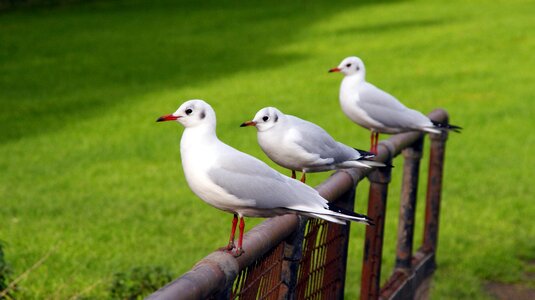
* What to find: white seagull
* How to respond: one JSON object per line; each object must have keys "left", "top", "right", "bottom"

{"left": 241, "top": 107, "right": 386, "bottom": 183}
{"left": 157, "top": 99, "right": 373, "bottom": 256}
{"left": 329, "top": 56, "right": 461, "bottom": 154}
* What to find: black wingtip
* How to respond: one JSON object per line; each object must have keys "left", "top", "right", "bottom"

{"left": 353, "top": 148, "right": 376, "bottom": 159}
{"left": 431, "top": 120, "right": 463, "bottom": 133}
{"left": 352, "top": 147, "right": 394, "bottom": 168}
{"left": 327, "top": 203, "right": 374, "bottom": 225}
{"left": 449, "top": 124, "right": 463, "bottom": 133}
{"left": 359, "top": 215, "right": 375, "bottom": 226}
{"left": 382, "top": 162, "right": 394, "bottom": 169}
{"left": 357, "top": 158, "right": 394, "bottom": 169}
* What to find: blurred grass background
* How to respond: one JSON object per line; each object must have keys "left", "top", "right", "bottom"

{"left": 0, "top": 0, "right": 534, "bottom": 298}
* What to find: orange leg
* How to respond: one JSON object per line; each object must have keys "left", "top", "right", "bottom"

{"left": 370, "top": 132, "right": 375, "bottom": 153}
{"left": 373, "top": 132, "right": 377, "bottom": 154}
{"left": 300, "top": 172, "right": 306, "bottom": 183}
{"left": 226, "top": 214, "right": 238, "bottom": 250}
{"left": 376, "top": 132, "right": 380, "bottom": 153}
{"left": 291, "top": 170, "right": 296, "bottom": 179}
{"left": 234, "top": 217, "right": 245, "bottom": 257}
{"left": 370, "top": 132, "right": 379, "bottom": 154}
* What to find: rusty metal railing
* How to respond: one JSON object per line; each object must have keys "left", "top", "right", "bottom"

{"left": 148, "top": 109, "right": 450, "bottom": 300}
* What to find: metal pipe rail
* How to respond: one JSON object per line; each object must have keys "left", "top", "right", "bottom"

{"left": 148, "top": 109, "right": 450, "bottom": 300}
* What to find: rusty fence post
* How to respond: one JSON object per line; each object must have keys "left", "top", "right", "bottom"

{"left": 279, "top": 216, "right": 307, "bottom": 299}
{"left": 360, "top": 143, "right": 393, "bottom": 300}
{"left": 422, "top": 126, "right": 449, "bottom": 255}
{"left": 293, "top": 171, "right": 360, "bottom": 300}
{"left": 330, "top": 183, "right": 357, "bottom": 300}
{"left": 395, "top": 136, "right": 424, "bottom": 271}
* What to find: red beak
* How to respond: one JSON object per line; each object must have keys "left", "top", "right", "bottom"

{"left": 328, "top": 67, "right": 341, "bottom": 73}
{"left": 240, "top": 121, "right": 256, "bottom": 127}
{"left": 156, "top": 114, "right": 180, "bottom": 122}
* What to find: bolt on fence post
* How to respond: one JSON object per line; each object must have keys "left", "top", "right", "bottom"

{"left": 423, "top": 118, "right": 449, "bottom": 254}
{"left": 395, "top": 136, "right": 424, "bottom": 272}
{"left": 360, "top": 143, "right": 393, "bottom": 300}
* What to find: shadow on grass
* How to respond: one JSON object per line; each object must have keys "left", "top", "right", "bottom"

{"left": 335, "top": 18, "right": 450, "bottom": 35}
{"left": 0, "top": 0, "right": 401, "bottom": 144}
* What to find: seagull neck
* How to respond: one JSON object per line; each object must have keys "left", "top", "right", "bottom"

{"left": 342, "top": 73, "right": 365, "bottom": 88}
{"left": 181, "top": 124, "right": 219, "bottom": 148}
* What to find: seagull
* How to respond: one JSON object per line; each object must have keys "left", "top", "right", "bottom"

{"left": 240, "top": 107, "right": 386, "bottom": 183}
{"left": 329, "top": 56, "right": 461, "bottom": 154}
{"left": 157, "top": 99, "right": 373, "bottom": 256}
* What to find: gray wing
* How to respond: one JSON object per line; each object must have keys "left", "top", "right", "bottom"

{"left": 358, "top": 83, "right": 432, "bottom": 129}
{"left": 287, "top": 116, "right": 359, "bottom": 164}
{"left": 208, "top": 145, "right": 327, "bottom": 210}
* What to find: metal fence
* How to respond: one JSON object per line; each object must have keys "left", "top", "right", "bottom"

{"left": 148, "top": 109, "right": 450, "bottom": 300}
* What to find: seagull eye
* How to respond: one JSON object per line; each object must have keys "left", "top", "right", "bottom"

{"left": 185, "top": 109, "right": 193, "bottom": 115}
{"left": 346, "top": 63, "right": 352, "bottom": 67}
{"left": 356, "top": 65, "right": 360, "bottom": 71}
{"left": 262, "top": 116, "right": 269, "bottom": 122}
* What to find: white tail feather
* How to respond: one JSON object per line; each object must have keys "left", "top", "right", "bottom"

{"left": 360, "top": 160, "right": 387, "bottom": 168}
{"left": 338, "top": 160, "right": 386, "bottom": 169}
{"left": 292, "top": 206, "right": 367, "bottom": 225}
{"left": 338, "top": 160, "right": 372, "bottom": 169}
{"left": 308, "top": 213, "right": 347, "bottom": 224}
{"left": 422, "top": 127, "right": 441, "bottom": 134}
{"left": 327, "top": 211, "right": 372, "bottom": 224}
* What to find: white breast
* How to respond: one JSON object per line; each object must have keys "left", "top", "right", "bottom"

{"left": 180, "top": 131, "right": 253, "bottom": 213}
{"left": 339, "top": 78, "right": 385, "bottom": 130}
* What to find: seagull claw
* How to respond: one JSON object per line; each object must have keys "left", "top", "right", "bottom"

{"left": 220, "top": 246, "right": 243, "bottom": 257}
{"left": 218, "top": 244, "right": 235, "bottom": 252}
{"left": 233, "top": 248, "right": 244, "bottom": 257}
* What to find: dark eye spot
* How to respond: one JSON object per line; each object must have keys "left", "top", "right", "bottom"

{"left": 346, "top": 63, "right": 351, "bottom": 67}
{"left": 262, "top": 116, "right": 269, "bottom": 122}
{"left": 200, "top": 110, "right": 206, "bottom": 119}
{"left": 274, "top": 115, "right": 278, "bottom": 122}
{"left": 185, "top": 108, "right": 192, "bottom": 115}
{"left": 356, "top": 65, "right": 360, "bottom": 71}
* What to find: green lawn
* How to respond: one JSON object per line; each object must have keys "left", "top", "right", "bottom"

{"left": 1, "top": 0, "right": 534, "bottom": 298}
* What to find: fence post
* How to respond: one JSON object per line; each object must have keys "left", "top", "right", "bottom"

{"left": 395, "top": 136, "right": 424, "bottom": 271}
{"left": 328, "top": 183, "right": 357, "bottom": 299}
{"left": 279, "top": 216, "right": 307, "bottom": 299}
{"left": 422, "top": 126, "right": 449, "bottom": 254}
{"left": 360, "top": 143, "right": 393, "bottom": 300}
{"left": 294, "top": 171, "right": 359, "bottom": 299}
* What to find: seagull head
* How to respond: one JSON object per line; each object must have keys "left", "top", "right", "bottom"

{"left": 329, "top": 56, "right": 366, "bottom": 77}
{"left": 240, "top": 107, "right": 283, "bottom": 132}
{"left": 157, "top": 99, "right": 216, "bottom": 128}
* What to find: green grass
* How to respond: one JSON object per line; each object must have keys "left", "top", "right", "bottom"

{"left": 1, "top": 0, "right": 534, "bottom": 298}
